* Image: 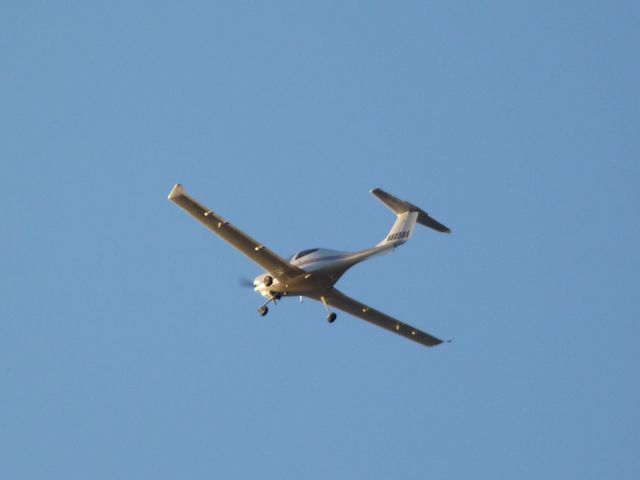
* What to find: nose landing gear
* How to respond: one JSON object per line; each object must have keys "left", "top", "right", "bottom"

{"left": 257, "top": 292, "right": 281, "bottom": 317}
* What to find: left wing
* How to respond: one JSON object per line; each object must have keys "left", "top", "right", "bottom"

{"left": 310, "top": 288, "right": 445, "bottom": 347}
{"left": 168, "top": 184, "right": 304, "bottom": 279}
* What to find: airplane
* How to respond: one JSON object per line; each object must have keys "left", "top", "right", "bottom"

{"left": 168, "top": 184, "right": 451, "bottom": 347}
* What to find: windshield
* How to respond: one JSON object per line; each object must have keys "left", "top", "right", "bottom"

{"left": 294, "top": 248, "right": 319, "bottom": 260}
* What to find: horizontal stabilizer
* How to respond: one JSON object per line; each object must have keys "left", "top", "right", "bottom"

{"left": 416, "top": 210, "right": 450, "bottom": 233}
{"left": 371, "top": 188, "right": 450, "bottom": 234}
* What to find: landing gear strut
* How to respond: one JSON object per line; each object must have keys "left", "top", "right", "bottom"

{"left": 257, "top": 292, "right": 281, "bottom": 317}
{"left": 320, "top": 296, "right": 337, "bottom": 323}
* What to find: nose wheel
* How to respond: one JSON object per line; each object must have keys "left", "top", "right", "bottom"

{"left": 257, "top": 292, "right": 281, "bottom": 317}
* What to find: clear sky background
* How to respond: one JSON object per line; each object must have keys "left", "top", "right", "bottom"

{"left": 2, "top": 1, "right": 639, "bottom": 478}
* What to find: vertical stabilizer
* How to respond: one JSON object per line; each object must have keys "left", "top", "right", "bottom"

{"left": 377, "top": 211, "right": 419, "bottom": 247}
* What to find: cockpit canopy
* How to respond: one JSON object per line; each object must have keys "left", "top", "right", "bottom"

{"left": 292, "top": 248, "right": 319, "bottom": 261}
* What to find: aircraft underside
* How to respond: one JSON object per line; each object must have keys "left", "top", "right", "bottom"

{"left": 168, "top": 183, "right": 450, "bottom": 348}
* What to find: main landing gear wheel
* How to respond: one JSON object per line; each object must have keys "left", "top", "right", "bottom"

{"left": 258, "top": 306, "right": 269, "bottom": 317}
{"left": 327, "top": 312, "right": 337, "bottom": 323}
{"left": 263, "top": 275, "right": 273, "bottom": 287}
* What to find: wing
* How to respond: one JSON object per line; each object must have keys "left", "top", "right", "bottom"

{"left": 168, "top": 184, "right": 304, "bottom": 278}
{"left": 311, "top": 288, "right": 444, "bottom": 347}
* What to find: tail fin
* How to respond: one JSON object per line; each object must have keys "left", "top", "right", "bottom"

{"left": 371, "top": 188, "right": 450, "bottom": 247}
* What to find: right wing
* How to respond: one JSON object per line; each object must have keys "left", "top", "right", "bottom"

{"left": 168, "top": 184, "right": 304, "bottom": 278}
{"left": 311, "top": 288, "right": 445, "bottom": 347}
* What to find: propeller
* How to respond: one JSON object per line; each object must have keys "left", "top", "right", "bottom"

{"left": 239, "top": 275, "right": 255, "bottom": 289}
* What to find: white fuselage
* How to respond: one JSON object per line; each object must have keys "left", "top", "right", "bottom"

{"left": 253, "top": 244, "right": 394, "bottom": 298}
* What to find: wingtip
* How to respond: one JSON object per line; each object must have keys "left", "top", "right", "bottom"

{"left": 168, "top": 183, "right": 185, "bottom": 200}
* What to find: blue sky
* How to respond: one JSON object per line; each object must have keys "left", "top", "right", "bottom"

{"left": 2, "top": 1, "right": 639, "bottom": 478}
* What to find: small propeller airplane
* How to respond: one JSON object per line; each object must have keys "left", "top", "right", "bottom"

{"left": 168, "top": 184, "right": 451, "bottom": 347}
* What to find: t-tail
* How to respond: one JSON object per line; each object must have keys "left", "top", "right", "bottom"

{"left": 372, "top": 188, "right": 450, "bottom": 248}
